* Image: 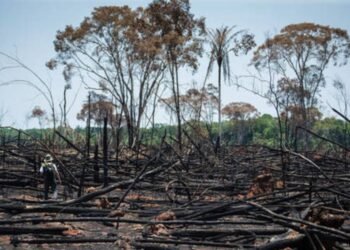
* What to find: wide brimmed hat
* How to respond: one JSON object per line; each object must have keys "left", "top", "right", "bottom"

{"left": 44, "top": 154, "right": 53, "bottom": 162}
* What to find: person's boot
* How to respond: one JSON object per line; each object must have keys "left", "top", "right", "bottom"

{"left": 52, "top": 190, "right": 58, "bottom": 199}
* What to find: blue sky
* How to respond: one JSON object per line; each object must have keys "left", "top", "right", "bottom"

{"left": 0, "top": 0, "right": 349, "bottom": 128}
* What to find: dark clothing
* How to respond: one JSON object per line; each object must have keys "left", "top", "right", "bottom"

{"left": 43, "top": 167, "right": 57, "bottom": 200}
{"left": 44, "top": 168, "right": 56, "bottom": 191}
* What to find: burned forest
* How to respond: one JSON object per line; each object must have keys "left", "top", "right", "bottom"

{"left": 1, "top": 0, "right": 350, "bottom": 249}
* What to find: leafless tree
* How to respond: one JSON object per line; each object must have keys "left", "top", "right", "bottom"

{"left": 0, "top": 51, "right": 57, "bottom": 131}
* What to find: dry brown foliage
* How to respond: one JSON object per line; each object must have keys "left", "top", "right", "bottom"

{"left": 116, "top": 236, "right": 132, "bottom": 250}
{"left": 85, "top": 186, "right": 97, "bottom": 193}
{"left": 150, "top": 224, "right": 169, "bottom": 236}
{"left": 155, "top": 210, "right": 176, "bottom": 221}
{"left": 222, "top": 102, "right": 258, "bottom": 120}
{"left": 96, "top": 196, "right": 111, "bottom": 209}
{"left": 108, "top": 209, "right": 125, "bottom": 218}
{"left": 308, "top": 207, "right": 345, "bottom": 228}
{"left": 246, "top": 171, "right": 284, "bottom": 198}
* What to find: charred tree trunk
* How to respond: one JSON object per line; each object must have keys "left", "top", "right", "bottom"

{"left": 103, "top": 116, "right": 108, "bottom": 187}
{"left": 115, "top": 109, "right": 123, "bottom": 173}
{"left": 17, "top": 130, "right": 21, "bottom": 147}
{"left": 78, "top": 94, "right": 91, "bottom": 197}
{"left": 93, "top": 144, "right": 99, "bottom": 183}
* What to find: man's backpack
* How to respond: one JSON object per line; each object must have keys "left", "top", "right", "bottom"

{"left": 43, "top": 162, "right": 54, "bottom": 174}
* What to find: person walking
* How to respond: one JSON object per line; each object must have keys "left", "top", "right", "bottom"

{"left": 40, "top": 154, "right": 61, "bottom": 199}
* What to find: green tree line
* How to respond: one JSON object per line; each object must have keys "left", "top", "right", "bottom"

{"left": 1, "top": 114, "right": 348, "bottom": 152}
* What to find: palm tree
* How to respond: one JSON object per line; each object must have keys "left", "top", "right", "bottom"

{"left": 205, "top": 26, "right": 255, "bottom": 146}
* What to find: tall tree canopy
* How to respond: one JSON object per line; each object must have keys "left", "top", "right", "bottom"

{"left": 50, "top": 5, "right": 168, "bottom": 147}
{"left": 147, "top": 0, "right": 206, "bottom": 149}
{"left": 161, "top": 87, "right": 218, "bottom": 122}
{"left": 77, "top": 93, "right": 118, "bottom": 127}
{"left": 252, "top": 22, "right": 350, "bottom": 147}
{"left": 253, "top": 23, "right": 350, "bottom": 116}
{"left": 222, "top": 102, "right": 258, "bottom": 121}
{"left": 49, "top": 1, "right": 206, "bottom": 148}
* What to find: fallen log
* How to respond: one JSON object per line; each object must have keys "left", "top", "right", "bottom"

{"left": 11, "top": 237, "right": 120, "bottom": 245}
{"left": 182, "top": 202, "right": 233, "bottom": 220}
{"left": 170, "top": 228, "right": 287, "bottom": 238}
{"left": 56, "top": 160, "right": 179, "bottom": 207}
{"left": 0, "top": 179, "right": 32, "bottom": 186}
{"left": 0, "top": 203, "right": 111, "bottom": 215}
{"left": 131, "top": 242, "right": 178, "bottom": 250}
{"left": 0, "top": 225, "right": 68, "bottom": 235}
{"left": 247, "top": 201, "right": 350, "bottom": 240}
{"left": 137, "top": 238, "right": 253, "bottom": 248}
{"left": 0, "top": 217, "right": 267, "bottom": 226}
